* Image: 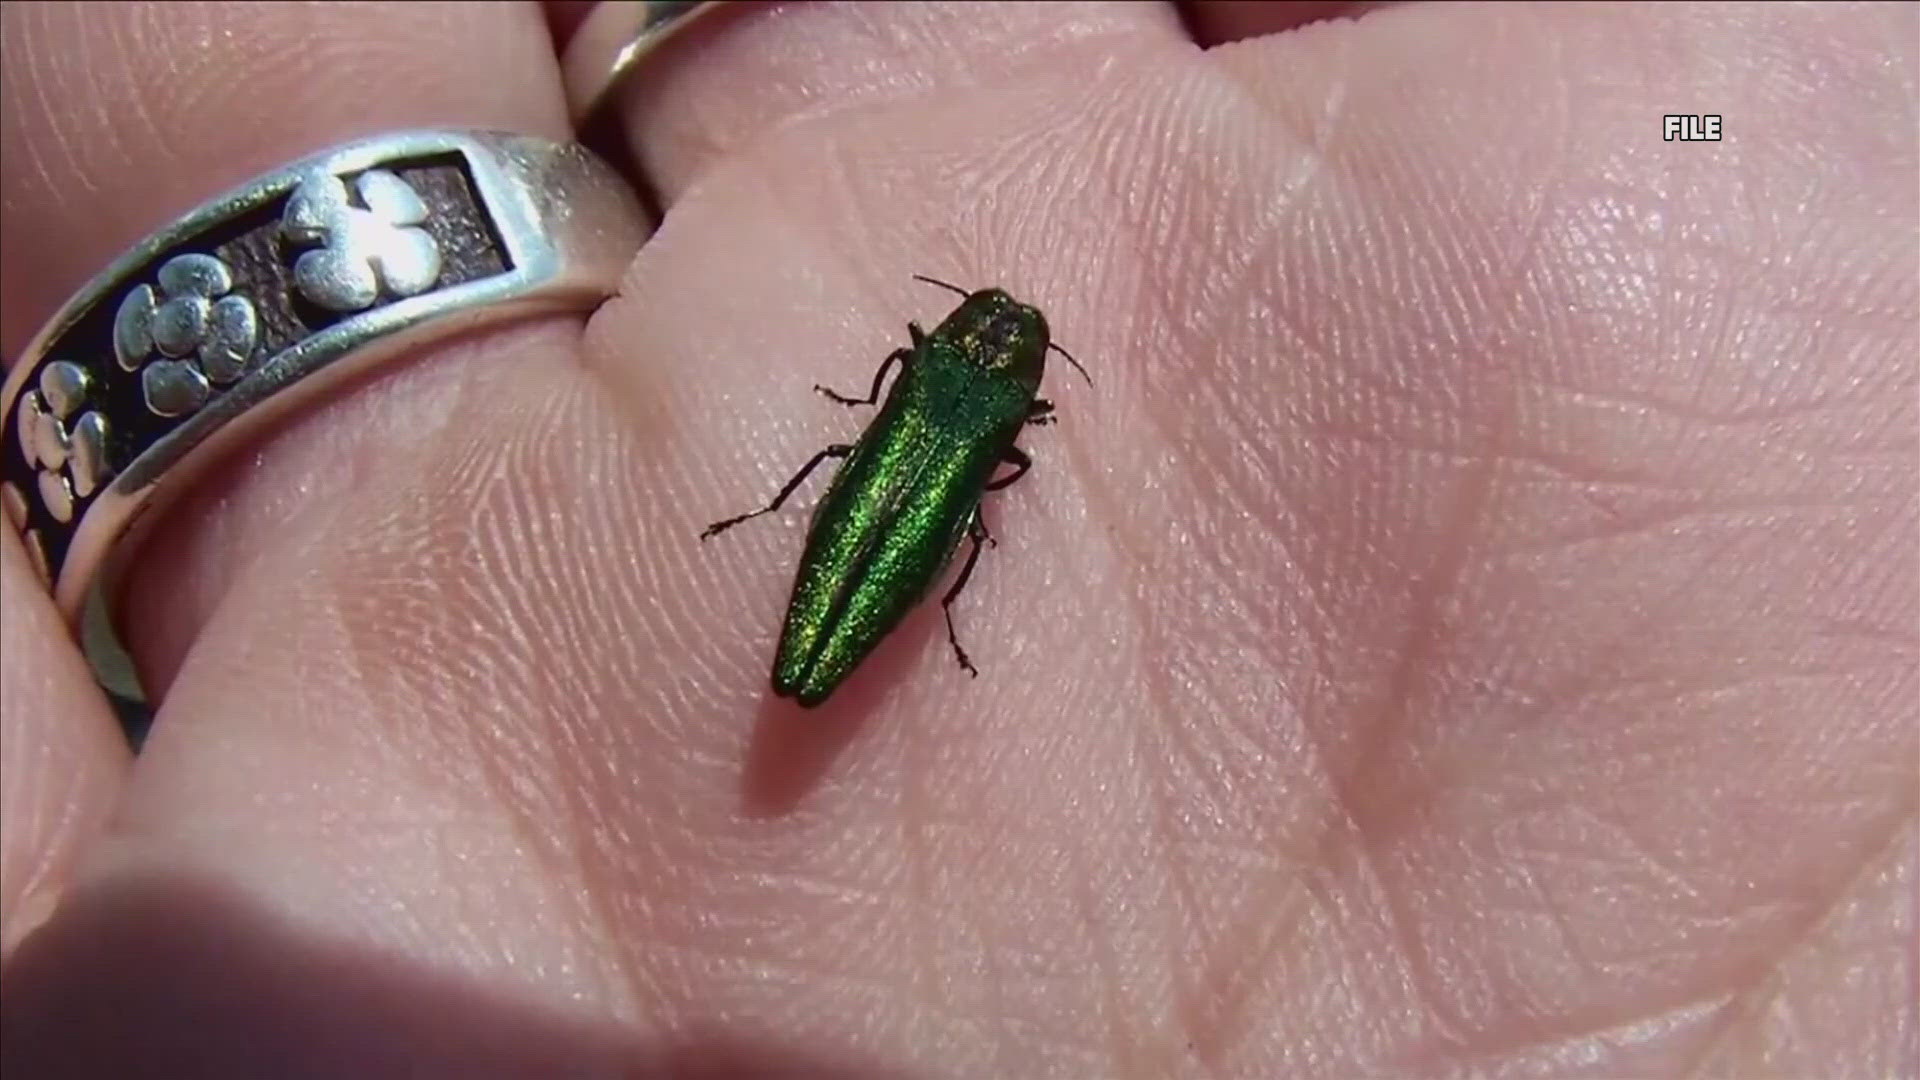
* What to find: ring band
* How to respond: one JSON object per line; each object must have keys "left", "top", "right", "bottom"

{"left": 563, "top": 0, "right": 737, "bottom": 127}
{"left": 2, "top": 129, "right": 651, "bottom": 623}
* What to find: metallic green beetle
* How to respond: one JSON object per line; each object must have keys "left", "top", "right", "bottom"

{"left": 701, "top": 277, "right": 1089, "bottom": 708}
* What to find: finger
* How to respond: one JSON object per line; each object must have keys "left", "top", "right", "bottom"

{"left": 611, "top": 0, "right": 1186, "bottom": 204}
{"left": 0, "top": 0, "right": 665, "bottom": 1066}
{"left": 0, "top": 1, "right": 569, "bottom": 359}
{"left": 0, "top": 0, "right": 569, "bottom": 689}
{"left": 0, "top": 537, "right": 128, "bottom": 959}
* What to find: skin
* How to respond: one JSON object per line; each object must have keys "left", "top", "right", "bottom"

{"left": 1, "top": 1, "right": 1913, "bottom": 1075}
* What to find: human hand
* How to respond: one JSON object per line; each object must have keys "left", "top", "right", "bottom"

{"left": 3, "top": 2, "right": 1912, "bottom": 1075}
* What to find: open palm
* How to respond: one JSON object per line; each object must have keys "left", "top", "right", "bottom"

{"left": 3, "top": 3, "right": 1912, "bottom": 1075}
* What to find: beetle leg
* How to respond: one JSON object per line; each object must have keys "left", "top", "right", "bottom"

{"left": 815, "top": 347, "right": 910, "bottom": 407}
{"left": 941, "top": 509, "right": 993, "bottom": 677}
{"left": 700, "top": 444, "right": 853, "bottom": 539}
{"left": 985, "top": 446, "right": 1032, "bottom": 491}
{"left": 1025, "top": 398, "right": 1056, "bottom": 426}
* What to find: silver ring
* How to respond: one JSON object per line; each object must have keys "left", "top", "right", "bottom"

{"left": 2, "top": 129, "right": 651, "bottom": 624}
{"left": 563, "top": 1, "right": 738, "bottom": 127}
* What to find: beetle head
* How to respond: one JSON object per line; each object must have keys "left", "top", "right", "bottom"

{"left": 937, "top": 287, "right": 1050, "bottom": 392}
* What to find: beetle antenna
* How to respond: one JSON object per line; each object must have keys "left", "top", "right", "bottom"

{"left": 911, "top": 274, "right": 970, "bottom": 299}
{"left": 1049, "top": 342, "right": 1093, "bottom": 386}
